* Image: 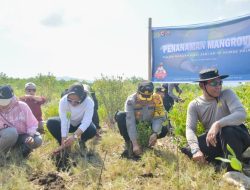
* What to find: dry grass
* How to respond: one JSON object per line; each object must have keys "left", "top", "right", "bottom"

{"left": 0, "top": 128, "right": 239, "bottom": 190}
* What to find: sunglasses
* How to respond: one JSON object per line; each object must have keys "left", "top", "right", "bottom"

{"left": 26, "top": 89, "right": 36, "bottom": 92}
{"left": 139, "top": 86, "right": 154, "bottom": 95}
{"left": 207, "top": 80, "right": 223, "bottom": 87}
{"left": 67, "top": 98, "right": 81, "bottom": 105}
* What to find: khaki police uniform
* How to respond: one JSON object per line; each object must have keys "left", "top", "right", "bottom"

{"left": 125, "top": 93, "right": 166, "bottom": 141}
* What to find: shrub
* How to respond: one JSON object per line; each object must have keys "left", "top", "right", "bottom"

{"left": 137, "top": 121, "right": 152, "bottom": 148}
{"left": 93, "top": 75, "right": 137, "bottom": 127}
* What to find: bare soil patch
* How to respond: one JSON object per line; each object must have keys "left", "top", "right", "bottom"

{"left": 29, "top": 172, "right": 66, "bottom": 190}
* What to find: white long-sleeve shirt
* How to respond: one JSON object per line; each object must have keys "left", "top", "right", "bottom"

{"left": 59, "top": 95, "right": 94, "bottom": 137}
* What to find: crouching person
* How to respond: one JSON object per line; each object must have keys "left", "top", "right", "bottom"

{"left": 0, "top": 85, "right": 42, "bottom": 157}
{"left": 182, "top": 69, "right": 250, "bottom": 172}
{"left": 115, "top": 81, "right": 168, "bottom": 158}
{"left": 47, "top": 83, "right": 97, "bottom": 154}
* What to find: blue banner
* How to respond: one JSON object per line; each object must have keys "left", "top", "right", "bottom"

{"left": 151, "top": 15, "right": 250, "bottom": 82}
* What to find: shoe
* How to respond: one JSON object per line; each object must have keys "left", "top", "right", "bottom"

{"left": 242, "top": 147, "right": 250, "bottom": 159}
{"left": 120, "top": 141, "right": 133, "bottom": 158}
{"left": 126, "top": 141, "right": 133, "bottom": 158}
{"left": 214, "top": 162, "right": 227, "bottom": 173}
{"left": 79, "top": 140, "right": 88, "bottom": 157}
{"left": 167, "top": 119, "right": 174, "bottom": 136}
{"left": 121, "top": 149, "right": 129, "bottom": 158}
{"left": 95, "top": 129, "right": 102, "bottom": 139}
{"left": 243, "top": 163, "right": 250, "bottom": 177}
{"left": 180, "top": 146, "right": 193, "bottom": 159}
{"left": 120, "top": 141, "right": 141, "bottom": 161}
{"left": 120, "top": 149, "right": 141, "bottom": 161}
{"left": 21, "top": 144, "right": 32, "bottom": 158}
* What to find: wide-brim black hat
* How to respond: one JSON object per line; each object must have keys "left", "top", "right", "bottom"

{"left": 195, "top": 68, "right": 229, "bottom": 82}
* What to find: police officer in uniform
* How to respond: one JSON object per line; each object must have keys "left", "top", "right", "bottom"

{"left": 115, "top": 81, "right": 168, "bottom": 157}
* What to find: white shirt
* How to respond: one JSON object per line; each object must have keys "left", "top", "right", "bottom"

{"left": 59, "top": 95, "right": 94, "bottom": 137}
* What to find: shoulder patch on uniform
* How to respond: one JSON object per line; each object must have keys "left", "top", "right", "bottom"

{"left": 127, "top": 100, "right": 133, "bottom": 106}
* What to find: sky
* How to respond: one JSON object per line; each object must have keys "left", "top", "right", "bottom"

{"left": 0, "top": 0, "right": 250, "bottom": 81}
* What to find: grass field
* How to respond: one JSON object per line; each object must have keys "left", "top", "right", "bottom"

{"left": 0, "top": 75, "right": 249, "bottom": 189}
{"left": 0, "top": 128, "right": 239, "bottom": 190}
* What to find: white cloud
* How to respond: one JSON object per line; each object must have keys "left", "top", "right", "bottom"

{"left": 0, "top": 0, "right": 249, "bottom": 80}
{"left": 41, "top": 13, "right": 64, "bottom": 27}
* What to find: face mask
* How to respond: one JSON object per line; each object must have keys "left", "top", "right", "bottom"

{"left": 138, "top": 93, "right": 153, "bottom": 101}
{"left": 0, "top": 98, "right": 12, "bottom": 106}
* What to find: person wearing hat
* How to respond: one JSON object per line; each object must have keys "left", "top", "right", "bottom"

{"left": 19, "top": 82, "right": 46, "bottom": 134}
{"left": 115, "top": 80, "right": 168, "bottom": 158}
{"left": 183, "top": 68, "right": 250, "bottom": 171}
{"left": 47, "top": 83, "right": 97, "bottom": 153}
{"left": 0, "top": 85, "right": 42, "bottom": 157}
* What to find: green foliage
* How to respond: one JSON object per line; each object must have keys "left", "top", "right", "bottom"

{"left": 230, "top": 157, "right": 243, "bottom": 171}
{"left": 42, "top": 101, "right": 59, "bottom": 120}
{"left": 0, "top": 72, "right": 76, "bottom": 102}
{"left": 234, "top": 83, "right": 250, "bottom": 126}
{"left": 137, "top": 121, "right": 152, "bottom": 147}
{"left": 66, "top": 111, "right": 71, "bottom": 120}
{"left": 168, "top": 84, "right": 202, "bottom": 144}
{"left": 215, "top": 144, "right": 242, "bottom": 172}
{"left": 124, "top": 76, "right": 144, "bottom": 84}
{"left": 97, "top": 104, "right": 108, "bottom": 124}
{"left": 226, "top": 143, "right": 236, "bottom": 157}
{"left": 33, "top": 73, "right": 61, "bottom": 102}
{"left": 1, "top": 74, "right": 249, "bottom": 189}
{"left": 0, "top": 73, "right": 83, "bottom": 121}
{"left": 93, "top": 75, "right": 138, "bottom": 127}
{"left": 215, "top": 157, "right": 231, "bottom": 163}
{"left": 1, "top": 74, "right": 249, "bottom": 141}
